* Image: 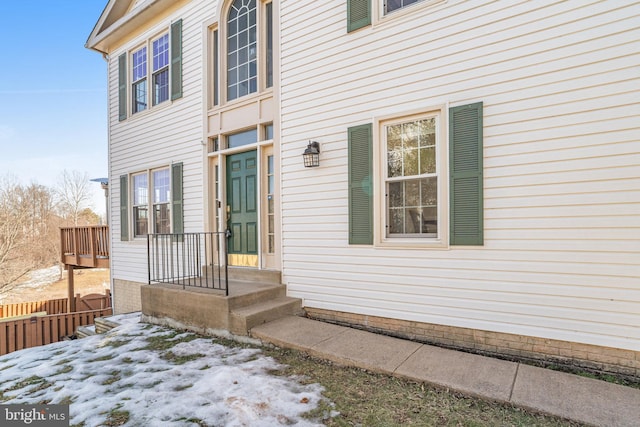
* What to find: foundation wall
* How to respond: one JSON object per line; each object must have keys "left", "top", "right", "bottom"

{"left": 305, "top": 308, "right": 640, "bottom": 379}
{"left": 112, "top": 279, "right": 144, "bottom": 314}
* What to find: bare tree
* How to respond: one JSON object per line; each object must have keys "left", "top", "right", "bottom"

{"left": 0, "top": 178, "right": 63, "bottom": 297}
{"left": 57, "top": 170, "right": 93, "bottom": 226}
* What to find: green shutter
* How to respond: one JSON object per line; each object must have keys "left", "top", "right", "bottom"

{"left": 348, "top": 123, "right": 373, "bottom": 244}
{"left": 171, "top": 162, "right": 184, "bottom": 234}
{"left": 347, "top": 0, "right": 371, "bottom": 33}
{"left": 118, "top": 53, "right": 127, "bottom": 121}
{"left": 120, "top": 174, "right": 129, "bottom": 241}
{"left": 449, "top": 102, "right": 484, "bottom": 245}
{"left": 170, "top": 19, "right": 183, "bottom": 101}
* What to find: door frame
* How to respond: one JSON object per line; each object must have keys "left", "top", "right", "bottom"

{"left": 207, "top": 142, "right": 279, "bottom": 270}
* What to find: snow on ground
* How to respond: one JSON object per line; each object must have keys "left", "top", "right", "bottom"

{"left": 16, "top": 265, "right": 61, "bottom": 289}
{"left": 0, "top": 313, "right": 331, "bottom": 426}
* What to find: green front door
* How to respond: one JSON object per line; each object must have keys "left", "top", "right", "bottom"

{"left": 226, "top": 151, "right": 258, "bottom": 267}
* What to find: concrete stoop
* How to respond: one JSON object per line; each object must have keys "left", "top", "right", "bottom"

{"left": 142, "top": 269, "right": 302, "bottom": 336}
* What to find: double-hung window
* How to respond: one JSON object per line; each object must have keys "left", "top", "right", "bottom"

{"left": 118, "top": 20, "right": 182, "bottom": 121}
{"left": 122, "top": 165, "right": 183, "bottom": 240}
{"left": 133, "top": 168, "right": 170, "bottom": 237}
{"left": 348, "top": 102, "right": 484, "bottom": 247}
{"left": 132, "top": 34, "right": 169, "bottom": 113}
{"left": 385, "top": 115, "right": 438, "bottom": 237}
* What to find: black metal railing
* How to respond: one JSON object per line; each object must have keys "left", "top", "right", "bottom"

{"left": 147, "top": 232, "right": 229, "bottom": 295}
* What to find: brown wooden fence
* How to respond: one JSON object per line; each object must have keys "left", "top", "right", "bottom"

{"left": 0, "top": 298, "right": 68, "bottom": 318}
{"left": 0, "top": 291, "right": 111, "bottom": 319}
{"left": 0, "top": 308, "right": 113, "bottom": 356}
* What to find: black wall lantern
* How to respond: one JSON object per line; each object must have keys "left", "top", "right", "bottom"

{"left": 302, "top": 141, "right": 320, "bottom": 167}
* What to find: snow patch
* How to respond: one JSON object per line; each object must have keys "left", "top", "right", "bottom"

{"left": 0, "top": 313, "right": 330, "bottom": 426}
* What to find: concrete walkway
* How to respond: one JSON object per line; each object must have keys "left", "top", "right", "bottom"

{"left": 251, "top": 316, "right": 640, "bottom": 427}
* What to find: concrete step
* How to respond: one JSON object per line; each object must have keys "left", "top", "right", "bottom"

{"left": 94, "top": 317, "right": 120, "bottom": 334}
{"left": 75, "top": 325, "right": 97, "bottom": 338}
{"left": 227, "top": 283, "right": 287, "bottom": 310}
{"left": 229, "top": 296, "right": 303, "bottom": 336}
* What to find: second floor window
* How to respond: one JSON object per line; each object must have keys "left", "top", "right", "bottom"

{"left": 227, "top": 0, "right": 258, "bottom": 101}
{"left": 118, "top": 20, "right": 182, "bottom": 121}
{"left": 131, "top": 34, "right": 170, "bottom": 114}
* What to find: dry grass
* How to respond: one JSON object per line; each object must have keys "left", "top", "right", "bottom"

{"left": 3, "top": 269, "right": 110, "bottom": 304}
{"left": 259, "top": 346, "right": 585, "bottom": 427}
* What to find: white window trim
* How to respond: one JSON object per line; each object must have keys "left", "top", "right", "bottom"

{"left": 373, "top": 0, "right": 446, "bottom": 27}
{"left": 373, "top": 106, "right": 449, "bottom": 249}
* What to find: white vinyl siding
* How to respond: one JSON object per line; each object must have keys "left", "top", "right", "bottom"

{"left": 108, "top": 0, "right": 211, "bottom": 284}
{"left": 279, "top": 0, "right": 640, "bottom": 351}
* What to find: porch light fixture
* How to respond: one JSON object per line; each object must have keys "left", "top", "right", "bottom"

{"left": 302, "top": 141, "right": 320, "bottom": 167}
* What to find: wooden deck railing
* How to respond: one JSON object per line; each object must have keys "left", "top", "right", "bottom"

{"left": 0, "top": 307, "right": 113, "bottom": 356}
{"left": 61, "top": 225, "right": 110, "bottom": 268}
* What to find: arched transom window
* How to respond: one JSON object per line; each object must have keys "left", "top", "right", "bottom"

{"left": 227, "top": 0, "right": 257, "bottom": 101}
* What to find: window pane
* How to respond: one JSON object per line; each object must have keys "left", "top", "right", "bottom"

{"left": 153, "top": 169, "right": 170, "bottom": 203}
{"left": 388, "top": 181, "right": 403, "bottom": 208}
{"left": 153, "top": 69, "right": 169, "bottom": 105}
{"left": 268, "top": 154, "right": 274, "bottom": 173}
{"left": 132, "top": 47, "right": 147, "bottom": 82}
{"left": 265, "top": 124, "right": 274, "bottom": 140}
{"left": 403, "top": 148, "right": 418, "bottom": 176}
{"left": 134, "top": 206, "right": 148, "bottom": 237}
{"left": 389, "top": 208, "right": 404, "bottom": 234}
{"left": 227, "top": 128, "right": 257, "bottom": 148}
{"left": 132, "top": 46, "right": 148, "bottom": 113}
{"left": 421, "top": 177, "right": 437, "bottom": 206}
{"left": 213, "top": 30, "right": 219, "bottom": 106}
{"left": 227, "top": 0, "right": 257, "bottom": 101}
{"left": 421, "top": 207, "right": 437, "bottom": 234}
{"left": 133, "top": 174, "right": 148, "bottom": 205}
{"left": 152, "top": 34, "right": 169, "bottom": 72}
{"left": 419, "top": 146, "right": 436, "bottom": 174}
{"left": 405, "top": 179, "right": 420, "bottom": 207}
{"left": 133, "top": 80, "right": 147, "bottom": 113}
{"left": 402, "top": 121, "right": 419, "bottom": 149}
{"left": 153, "top": 204, "right": 171, "bottom": 234}
{"left": 266, "top": 2, "right": 273, "bottom": 88}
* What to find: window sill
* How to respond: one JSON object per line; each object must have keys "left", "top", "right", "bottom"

{"left": 375, "top": 237, "right": 449, "bottom": 250}
{"left": 120, "top": 98, "right": 174, "bottom": 123}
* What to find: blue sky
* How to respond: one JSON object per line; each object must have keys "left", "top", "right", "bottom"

{"left": 0, "top": 1, "right": 109, "bottom": 215}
